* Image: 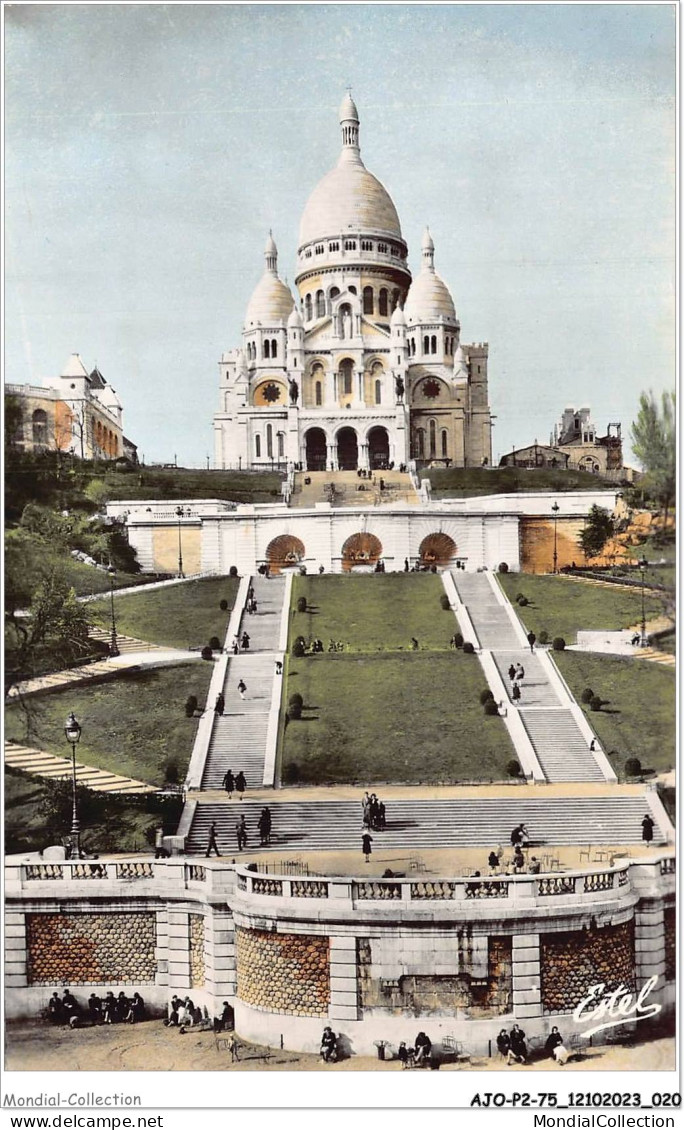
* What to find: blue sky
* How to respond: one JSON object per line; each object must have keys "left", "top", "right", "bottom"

{"left": 5, "top": 3, "right": 675, "bottom": 465}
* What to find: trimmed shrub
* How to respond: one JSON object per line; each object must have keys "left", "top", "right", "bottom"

{"left": 484, "top": 699, "right": 499, "bottom": 716}
{"left": 184, "top": 695, "right": 198, "bottom": 718}
{"left": 498, "top": 562, "right": 509, "bottom": 573}
{"left": 296, "top": 596, "right": 307, "bottom": 613}
{"left": 463, "top": 641, "right": 475, "bottom": 654}
{"left": 580, "top": 688, "right": 594, "bottom": 704}
{"left": 538, "top": 630, "right": 549, "bottom": 645}
{"left": 164, "top": 760, "right": 179, "bottom": 784}
{"left": 219, "top": 599, "right": 229, "bottom": 612}
{"left": 552, "top": 637, "right": 566, "bottom": 651}
{"left": 430, "top": 564, "right": 437, "bottom": 573}
{"left": 209, "top": 636, "right": 221, "bottom": 651}
{"left": 201, "top": 645, "right": 213, "bottom": 661}
{"left": 479, "top": 689, "right": 495, "bottom": 705}
{"left": 292, "top": 635, "right": 306, "bottom": 657}
{"left": 589, "top": 695, "right": 603, "bottom": 712}
{"left": 439, "top": 593, "right": 450, "bottom": 610}
{"left": 516, "top": 595, "right": 529, "bottom": 607}
{"left": 283, "top": 762, "right": 299, "bottom": 784}
{"left": 299, "top": 565, "right": 307, "bottom": 575}
{"left": 452, "top": 632, "right": 464, "bottom": 649}
{"left": 625, "top": 757, "right": 642, "bottom": 777}
{"left": 288, "top": 692, "right": 304, "bottom": 709}
{"left": 507, "top": 759, "right": 522, "bottom": 778}
{"left": 288, "top": 701, "right": 302, "bottom": 720}
{"left": 229, "top": 565, "right": 238, "bottom": 577}
{"left": 515, "top": 593, "right": 525, "bottom": 602}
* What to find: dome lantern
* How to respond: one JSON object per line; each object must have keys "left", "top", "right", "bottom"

{"left": 244, "top": 232, "right": 294, "bottom": 327}
{"left": 404, "top": 227, "right": 457, "bottom": 325}
{"left": 339, "top": 89, "right": 360, "bottom": 157}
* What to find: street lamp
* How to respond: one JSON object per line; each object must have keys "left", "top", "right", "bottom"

{"left": 108, "top": 568, "right": 119, "bottom": 657}
{"left": 64, "top": 712, "right": 82, "bottom": 858}
{"left": 639, "top": 558, "right": 648, "bottom": 647}
{"left": 175, "top": 506, "right": 190, "bottom": 578}
{"left": 551, "top": 501, "right": 560, "bottom": 574}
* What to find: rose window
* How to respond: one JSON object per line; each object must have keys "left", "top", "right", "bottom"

{"left": 422, "top": 379, "right": 441, "bottom": 399}
{"left": 262, "top": 383, "right": 281, "bottom": 403}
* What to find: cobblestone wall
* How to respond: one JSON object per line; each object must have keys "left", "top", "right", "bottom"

{"left": 236, "top": 927, "right": 329, "bottom": 1017}
{"left": 26, "top": 913, "right": 156, "bottom": 986}
{"left": 189, "top": 914, "right": 205, "bottom": 988}
{"left": 664, "top": 906, "right": 676, "bottom": 982}
{"left": 540, "top": 922, "right": 635, "bottom": 1014}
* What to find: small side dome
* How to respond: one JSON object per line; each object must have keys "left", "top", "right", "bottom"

{"left": 245, "top": 276, "right": 294, "bottom": 326}
{"left": 288, "top": 305, "right": 303, "bottom": 329}
{"left": 390, "top": 303, "right": 406, "bottom": 327}
{"left": 404, "top": 227, "right": 457, "bottom": 324}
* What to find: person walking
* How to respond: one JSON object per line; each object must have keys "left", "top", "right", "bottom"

{"left": 512, "top": 682, "right": 521, "bottom": 702}
{"left": 154, "top": 826, "right": 166, "bottom": 858}
{"left": 237, "top": 679, "right": 247, "bottom": 701}
{"left": 516, "top": 663, "right": 525, "bottom": 682}
{"left": 232, "top": 635, "right": 240, "bottom": 655}
{"left": 215, "top": 693, "right": 225, "bottom": 716}
{"left": 642, "top": 813, "right": 655, "bottom": 844}
{"left": 527, "top": 632, "right": 536, "bottom": 653}
{"left": 362, "top": 832, "right": 373, "bottom": 862}
{"left": 378, "top": 801, "right": 386, "bottom": 830}
{"left": 240, "top": 632, "right": 250, "bottom": 651}
{"left": 222, "top": 769, "right": 235, "bottom": 798}
{"left": 235, "top": 770, "right": 246, "bottom": 800}
{"left": 508, "top": 664, "right": 516, "bottom": 682}
{"left": 236, "top": 815, "right": 247, "bottom": 850}
{"left": 263, "top": 806, "right": 272, "bottom": 844}
{"left": 258, "top": 809, "right": 269, "bottom": 847}
{"left": 275, "top": 660, "right": 283, "bottom": 675}
{"left": 205, "top": 821, "right": 220, "bottom": 857}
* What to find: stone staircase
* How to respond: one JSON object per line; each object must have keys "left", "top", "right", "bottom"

{"left": 200, "top": 576, "right": 285, "bottom": 791}
{"left": 451, "top": 573, "right": 521, "bottom": 650}
{"left": 88, "top": 627, "right": 166, "bottom": 654}
{"left": 493, "top": 652, "right": 560, "bottom": 708}
{"left": 291, "top": 470, "right": 418, "bottom": 509}
{"left": 518, "top": 710, "right": 606, "bottom": 782}
{"left": 5, "top": 740, "right": 154, "bottom": 794}
{"left": 185, "top": 794, "right": 666, "bottom": 855}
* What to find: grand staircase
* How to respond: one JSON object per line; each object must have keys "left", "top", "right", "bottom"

{"left": 200, "top": 576, "right": 285, "bottom": 790}
{"left": 452, "top": 573, "right": 521, "bottom": 650}
{"left": 290, "top": 470, "right": 418, "bottom": 508}
{"left": 185, "top": 794, "right": 666, "bottom": 855}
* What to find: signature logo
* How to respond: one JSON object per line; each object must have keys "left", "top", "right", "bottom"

{"left": 573, "top": 975, "right": 661, "bottom": 1038}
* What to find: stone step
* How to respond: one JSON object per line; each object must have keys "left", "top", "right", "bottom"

{"left": 185, "top": 795, "right": 665, "bottom": 855}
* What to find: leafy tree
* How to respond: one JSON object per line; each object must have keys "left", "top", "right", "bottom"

{"left": 5, "top": 570, "right": 92, "bottom": 697}
{"left": 579, "top": 505, "right": 615, "bottom": 561}
{"left": 4, "top": 395, "right": 24, "bottom": 450}
{"left": 631, "top": 390, "right": 676, "bottom": 531}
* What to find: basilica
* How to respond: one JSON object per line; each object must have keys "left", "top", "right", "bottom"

{"left": 213, "top": 93, "right": 492, "bottom": 473}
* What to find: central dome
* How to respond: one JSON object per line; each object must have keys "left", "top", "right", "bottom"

{"left": 298, "top": 95, "right": 403, "bottom": 248}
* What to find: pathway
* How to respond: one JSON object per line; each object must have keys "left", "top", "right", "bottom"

{"left": 4, "top": 740, "right": 155, "bottom": 794}
{"left": 5, "top": 644, "right": 198, "bottom": 701}
{"left": 200, "top": 575, "right": 286, "bottom": 790}
{"left": 451, "top": 572, "right": 608, "bottom": 783}
{"left": 185, "top": 793, "right": 666, "bottom": 855}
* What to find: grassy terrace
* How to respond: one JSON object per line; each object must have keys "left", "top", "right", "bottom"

{"left": 280, "top": 575, "right": 515, "bottom": 785}
{"left": 5, "top": 662, "right": 213, "bottom": 786}
{"left": 103, "top": 467, "right": 285, "bottom": 504}
{"left": 555, "top": 652, "right": 676, "bottom": 777}
{"left": 89, "top": 576, "right": 240, "bottom": 649}
{"left": 498, "top": 573, "right": 664, "bottom": 644}
{"left": 422, "top": 466, "right": 612, "bottom": 499}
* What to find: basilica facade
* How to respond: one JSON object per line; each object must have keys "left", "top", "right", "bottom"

{"left": 213, "top": 94, "right": 492, "bottom": 473}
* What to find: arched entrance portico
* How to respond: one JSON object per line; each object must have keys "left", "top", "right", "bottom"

{"left": 305, "top": 427, "right": 327, "bottom": 471}
{"left": 337, "top": 427, "right": 358, "bottom": 470}
{"left": 367, "top": 426, "right": 390, "bottom": 469}
{"left": 419, "top": 533, "right": 457, "bottom": 569}
{"left": 266, "top": 535, "right": 306, "bottom": 575}
{"left": 341, "top": 532, "right": 383, "bottom": 572}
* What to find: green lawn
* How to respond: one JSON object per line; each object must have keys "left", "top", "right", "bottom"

{"left": 89, "top": 576, "right": 240, "bottom": 649}
{"left": 422, "top": 466, "right": 611, "bottom": 499}
{"left": 281, "top": 651, "right": 515, "bottom": 786}
{"left": 103, "top": 467, "right": 285, "bottom": 504}
{"left": 554, "top": 652, "right": 675, "bottom": 777}
{"left": 290, "top": 574, "right": 455, "bottom": 652}
{"left": 4, "top": 768, "right": 182, "bottom": 855}
{"left": 498, "top": 573, "right": 664, "bottom": 644}
{"left": 5, "top": 662, "right": 214, "bottom": 786}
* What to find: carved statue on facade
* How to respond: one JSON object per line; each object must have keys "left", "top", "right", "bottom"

{"left": 289, "top": 378, "right": 299, "bottom": 405}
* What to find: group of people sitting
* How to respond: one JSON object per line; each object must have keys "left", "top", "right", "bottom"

{"left": 165, "top": 995, "right": 210, "bottom": 1033}
{"left": 362, "top": 791, "right": 386, "bottom": 831}
{"left": 47, "top": 989, "right": 145, "bottom": 1027}
{"left": 398, "top": 1032, "right": 432, "bottom": 1068}
{"left": 497, "top": 1024, "right": 570, "bottom": 1066}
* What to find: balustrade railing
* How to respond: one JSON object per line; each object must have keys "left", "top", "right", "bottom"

{"left": 354, "top": 881, "right": 402, "bottom": 901}
{"left": 583, "top": 871, "right": 614, "bottom": 893}
{"left": 185, "top": 864, "right": 206, "bottom": 883}
{"left": 251, "top": 877, "right": 283, "bottom": 897}
{"left": 116, "top": 861, "right": 154, "bottom": 880}
{"left": 25, "top": 864, "right": 63, "bottom": 881}
{"left": 290, "top": 879, "right": 329, "bottom": 898}
{"left": 72, "top": 863, "right": 108, "bottom": 880}
{"left": 410, "top": 881, "right": 456, "bottom": 900}
{"left": 660, "top": 857, "right": 676, "bottom": 875}
{"left": 537, "top": 876, "right": 576, "bottom": 897}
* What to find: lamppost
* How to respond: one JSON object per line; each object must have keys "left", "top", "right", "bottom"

{"left": 64, "top": 712, "right": 82, "bottom": 858}
{"left": 175, "top": 506, "right": 190, "bottom": 578}
{"left": 551, "top": 501, "right": 560, "bottom": 574}
{"left": 639, "top": 557, "right": 648, "bottom": 647}
{"left": 108, "top": 568, "right": 119, "bottom": 657}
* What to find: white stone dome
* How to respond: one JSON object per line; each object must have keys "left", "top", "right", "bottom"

{"left": 404, "top": 227, "right": 457, "bottom": 323}
{"left": 390, "top": 303, "right": 406, "bottom": 327}
{"left": 244, "top": 234, "right": 294, "bottom": 327}
{"left": 298, "top": 95, "right": 402, "bottom": 247}
{"left": 288, "top": 305, "right": 303, "bottom": 328}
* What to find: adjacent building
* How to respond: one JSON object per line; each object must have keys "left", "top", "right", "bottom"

{"left": 499, "top": 407, "right": 625, "bottom": 477}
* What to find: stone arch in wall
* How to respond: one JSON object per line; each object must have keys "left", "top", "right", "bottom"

{"left": 266, "top": 535, "right": 306, "bottom": 575}
{"left": 341, "top": 532, "right": 383, "bottom": 572}
{"left": 336, "top": 426, "right": 358, "bottom": 470}
{"left": 253, "top": 380, "right": 287, "bottom": 407}
{"left": 367, "top": 426, "right": 390, "bottom": 469}
{"left": 305, "top": 427, "right": 327, "bottom": 471}
{"left": 419, "top": 533, "right": 457, "bottom": 569}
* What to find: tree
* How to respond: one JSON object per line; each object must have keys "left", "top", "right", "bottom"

{"left": 579, "top": 505, "right": 615, "bottom": 561}
{"left": 631, "top": 390, "right": 676, "bottom": 532}
{"left": 5, "top": 569, "right": 92, "bottom": 698}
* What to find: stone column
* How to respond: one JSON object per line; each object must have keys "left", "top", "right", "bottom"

{"left": 5, "top": 910, "right": 27, "bottom": 990}
{"left": 327, "top": 443, "right": 336, "bottom": 472}
{"left": 359, "top": 443, "right": 369, "bottom": 471}
{"left": 511, "top": 932, "right": 543, "bottom": 1020}
{"left": 634, "top": 904, "right": 666, "bottom": 992}
{"left": 328, "top": 935, "right": 359, "bottom": 1022}
{"left": 166, "top": 909, "right": 191, "bottom": 994}
{"left": 204, "top": 908, "right": 237, "bottom": 1006}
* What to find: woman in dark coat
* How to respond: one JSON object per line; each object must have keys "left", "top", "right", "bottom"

{"left": 496, "top": 1029, "right": 510, "bottom": 1060}
{"left": 642, "top": 814, "right": 655, "bottom": 844}
{"left": 235, "top": 771, "right": 246, "bottom": 799}
{"left": 362, "top": 833, "right": 373, "bottom": 862}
